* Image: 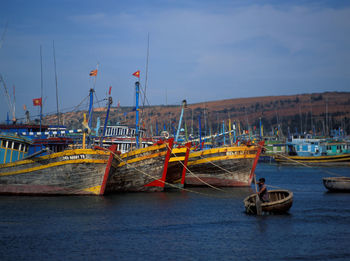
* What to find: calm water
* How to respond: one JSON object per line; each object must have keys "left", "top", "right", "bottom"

{"left": 1, "top": 164, "right": 350, "bottom": 261}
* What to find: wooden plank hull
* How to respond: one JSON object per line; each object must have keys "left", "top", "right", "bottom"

{"left": 323, "top": 177, "right": 350, "bottom": 192}
{"left": 165, "top": 143, "right": 191, "bottom": 189}
{"left": 244, "top": 190, "right": 293, "bottom": 215}
{"left": 0, "top": 148, "right": 113, "bottom": 195}
{"left": 186, "top": 144, "right": 262, "bottom": 187}
{"left": 106, "top": 139, "right": 174, "bottom": 192}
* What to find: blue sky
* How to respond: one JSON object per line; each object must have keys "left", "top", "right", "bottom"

{"left": 0, "top": 0, "right": 349, "bottom": 123}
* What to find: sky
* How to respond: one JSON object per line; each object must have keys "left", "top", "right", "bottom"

{"left": 0, "top": 0, "right": 349, "bottom": 123}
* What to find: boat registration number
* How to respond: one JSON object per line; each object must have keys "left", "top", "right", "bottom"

{"left": 62, "top": 155, "right": 86, "bottom": 160}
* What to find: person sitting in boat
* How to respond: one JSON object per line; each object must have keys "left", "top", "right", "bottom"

{"left": 257, "top": 178, "right": 269, "bottom": 202}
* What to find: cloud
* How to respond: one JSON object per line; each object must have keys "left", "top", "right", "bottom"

{"left": 1, "top": 2, "right": 350, "bottom": 122}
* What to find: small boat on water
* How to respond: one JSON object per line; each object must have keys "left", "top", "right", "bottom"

{"left": 323, "top": 177, "right": 350, "bottom": 192}
{"left": 244, "top": 190, "right": 293, "bottom": 215}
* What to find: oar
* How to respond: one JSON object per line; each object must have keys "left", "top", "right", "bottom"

{"left": 254, "top": 174, "right": 262, "bottom": 215}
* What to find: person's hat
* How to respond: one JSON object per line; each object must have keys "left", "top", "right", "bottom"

{"left": 258, "top": 178, "right": 265, "bottom": 183}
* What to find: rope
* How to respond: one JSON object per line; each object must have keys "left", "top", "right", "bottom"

{"left": 99, "top": 145, "right": 231, "bottom": 198}
{"left": 165, "top": 143, "right": 226, "bottom": 192}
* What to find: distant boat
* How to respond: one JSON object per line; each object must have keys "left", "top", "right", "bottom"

{"left": 274, "top": 135, "right": 350, "bottom": 164}
{"left": 185, "top": 141, "right": 264, "bottom": 187}
{"left": 323, "top": 177, "right": 350, "bottom": 192}
{"left": 259, "top": 137, "right": 286, "bottom": 163}
{"left": 244, "top": 190, "right": 293, "bottom": 215}
{"left": 0, "top": 145, "right": 117, "bottom": 195}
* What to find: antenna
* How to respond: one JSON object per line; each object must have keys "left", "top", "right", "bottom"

{"left": 0, "top": 74, "right": 15, "bottom": 123}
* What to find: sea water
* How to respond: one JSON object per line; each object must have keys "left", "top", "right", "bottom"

{"left": 1, "top": 164, "right": 349, "bottom": 261}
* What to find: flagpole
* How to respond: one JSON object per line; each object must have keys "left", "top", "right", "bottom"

{"left": 93, "top": 63, "right": 99, "bottom": 90}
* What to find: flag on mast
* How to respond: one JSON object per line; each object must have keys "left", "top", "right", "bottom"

{"left": 89, "top": 69, "right": 98, "bottom": 76}
{"left": 33, "top": 98, "right": 42, "bottom": 106}
{"left": 132, "top": 70, "right": 140, "bottom": 78}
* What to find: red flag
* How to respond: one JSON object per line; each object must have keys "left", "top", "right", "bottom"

{"left": 108, "top": 86, "right": 112, "bottom": 95}
{"left": 33, "top": 98, "right": 42, "bottom": 106}
{"left": 132, "top": 70, "right": 140, "bottom": 78}
{"left": 89, "top": 69, "right": 98, "bottom": 76}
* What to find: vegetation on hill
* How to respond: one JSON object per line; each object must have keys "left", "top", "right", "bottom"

{"left": 44, "top": 92, "right": 350, "bottom": 137}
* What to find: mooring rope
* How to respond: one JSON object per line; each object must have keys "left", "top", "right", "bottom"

{"left": 99, "top": 145, "right": 232, "bottom": 198}
{"left": 165, "top": 143, "right": 227, "bottom": 192}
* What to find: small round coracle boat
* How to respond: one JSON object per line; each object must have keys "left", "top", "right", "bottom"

{"left": 323, "top": 177, "right": 350, "bottom": 192}
{"left": 244, "top": 190, "right": 293, "bottom": 215}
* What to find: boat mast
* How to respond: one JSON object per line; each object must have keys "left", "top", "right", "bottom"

{"left": 53, "top": 40, "right": 60, "bottom": 125}
{"left": 102, "top": 86, "right": 113, "bottom": 136}
{"left": 135, "top": 81, "right": 140, "bottom": 148}
{"left": 88, "top": 63, "right": 99, "bottom": 129}
{"left": 40, "top": 45, "right": 43, "bottom": 132}
{"left": 88, "top": 88, "right": 94, "bottom": 129}
{"left": 175, "top": 99, "right": 187, "bottom": 142}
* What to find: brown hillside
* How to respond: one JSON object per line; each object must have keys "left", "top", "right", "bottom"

{"left": 44, "top": 92, "right": 350, "bottom": 135}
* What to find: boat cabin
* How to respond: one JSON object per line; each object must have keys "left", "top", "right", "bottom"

{"left": 0, "top": 133, "right": 32, "bottom": 163}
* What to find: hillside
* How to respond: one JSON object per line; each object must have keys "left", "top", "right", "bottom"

{"left": 44, "top": 92, "right": 350, "bottom": 136}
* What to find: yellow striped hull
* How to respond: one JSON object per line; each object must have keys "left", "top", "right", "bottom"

{"left": 0, "top": 148, "right": 111, "bottom": 195}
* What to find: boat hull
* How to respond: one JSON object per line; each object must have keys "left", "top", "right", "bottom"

{"left": 244, "top": 190, "right": 293, "bottom": 215}
{"left": 323, "top": 177, "right": 350, "bottom": 192}
{"left": 0, "top": 148, "right": 113, "bottom": 195}
{"left": 274, "top": 153, "right": 350, "bottom": 165}
{"left": 165, "top": 143, "right": 191, "bottom": 189}
{"left": 106, "top": 139, "right": 174, "bottom": 192}
{"left": 186, "top": 143, "right": 262, "bottom": 187}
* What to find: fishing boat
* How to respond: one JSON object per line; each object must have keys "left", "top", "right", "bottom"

{"left": 0, "top": 83, "right": 118, "bottom": 195}
{"left": 244, "top": 190, "right": 293, "bottom": 215}
{"left": 323, "top": 177, "right": 350, "bottom": 192}
{"left": 0, "top": 132, "right": 32, "bottom": 163}
{"left": 106, "top": 138, "right": 174, "bottom": 192}
{"left": 0, "top": 144, "right": 117, "bottom": 195}
{"left": 165, "top": 142, "right": 191, "bottom": 189}
{"left": 185, "top": 141, "right": 264, "bottom": 187}
{"left": 259, "top": 137, "right": 286, "bottom": 163}
{"left": 104, "top": 79, "right": 177, "bottom": 192}
{"left": 274, "top": 135, "right": 350, "bottom": 164}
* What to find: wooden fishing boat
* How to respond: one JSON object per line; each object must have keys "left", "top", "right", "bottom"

{"left": 244, "top": 190, "right": 293, "bottom": 215}
{"left": 323, "top": 177, "right": 350, "bottom": 192}
{"left": 185, "top": 141, "right": 264, "bottom": 187}
{"left": 275, "top": 136, "right": 350, "bottom": 165}
{"left": 165, "top": 142, "right": 191, "bottom": 189}
{"left": 105, "top": 139, "right": 175, "bottom": 192}
{"left": 274, "top": 153, "right": 350, "bottom": 164}
{"left": 0, "top": 146, "right": 116, "bottom": 195}
{"left": 0, "top": 133, "right": 32, "bottom": 163}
